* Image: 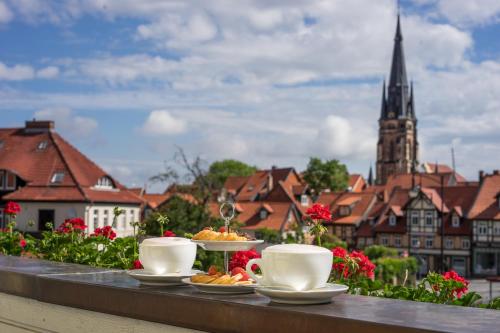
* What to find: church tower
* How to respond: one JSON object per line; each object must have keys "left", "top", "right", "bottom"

{"left": 376, "top": 15, "right": 418, "bottom": 184}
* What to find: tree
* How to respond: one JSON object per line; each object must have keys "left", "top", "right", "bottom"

{"left": 302, "top": 157, "right": 349, "bottom": 194}
{"left": 206, "top": 159, "right": 256, "bottom": 190}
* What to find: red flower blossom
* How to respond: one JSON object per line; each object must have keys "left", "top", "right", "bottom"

{"left": 56, "top": 218, "right": 87, "bottom": 234}
{"left": 332, "top": 246, "right": 349, "bottom": 277}
{"left": 5, "top": 201, "right": 21, "bottom": 215}
{"left": 229, "top": 249, "right": 261, "bottom": 272}
{"left": 351, "top": 250, "right": 375, "bottom": 279}
{"left": 163, "top": 230, "right": 176, "bottom": 237}
{"left": 132, "top": 260, "right": 143, "bottom": 270}
{"left": 91, "top": 226, "right": 116, "bottom": 240}
{"left": 19, "top": 239, "right": 27, "bottom": 248}
{"left": 306, "top": 203, "right": 331, "bottom": 221}
{"left": 443, "top": 270, "right": 469, "bottom": 298}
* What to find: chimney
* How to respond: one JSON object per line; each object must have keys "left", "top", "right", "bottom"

{"left": 25, "top": 119, "right": 54, "bottom": 133}
{"left": 479, "top": 170, "right": 485, "bottom": 183}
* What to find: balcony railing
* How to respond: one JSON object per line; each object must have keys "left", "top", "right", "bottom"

{"left": 0, "top": 255, "right": 498, "bottom": 333}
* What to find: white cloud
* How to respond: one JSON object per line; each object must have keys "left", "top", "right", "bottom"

{"left": 141, "top": 110, "right": 187, "bottom": 136}
{"left": 0, "top": 1, "right": 13, "bottom": 23}
{"left": 435, "top": 0, "right": 500, "bottom": 26}
{"left": 34, "top": 108, "right": 98, "bottom": 139}
{"left": 36, "top": 66, "right": 59, "bottom": 79}
{"left": 0, "top": 62, "right": 34, "bottom": 80}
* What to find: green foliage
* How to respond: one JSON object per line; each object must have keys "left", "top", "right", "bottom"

{"left": 206, "top": 159, "right": 257, "bottom": 190}
{"left": 0, "top": 223, "right": 37, "bottom": 256}
{"left": 143, "top": 196, "right": 222, "bottom": 236}
{"left": 302, "top": 157, "right": 349, "bottom": 194}
{"left": 374, "top": 256, "right": 418, "bottom": 284}
{"left": 364, "top": 245, "right": 399, "bottom": 260}
{"left": 315, "top": 233, "right": 346, "bottom": 249}
{"left": 255, "top": 228, "right": 281, "bottom": 244}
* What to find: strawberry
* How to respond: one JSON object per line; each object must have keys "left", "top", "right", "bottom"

{"left": 231, "top": 267, "right": 250, "bottom": 281}
{"left": 208, "top": 265, "right": 218, "bottom": 276}
{"left": 218, "top": 226, "right": 226, "bottom": 233}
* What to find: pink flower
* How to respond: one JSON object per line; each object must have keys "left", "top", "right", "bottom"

{"left": 163, "top": 230, "right": 176, "bottom": 237}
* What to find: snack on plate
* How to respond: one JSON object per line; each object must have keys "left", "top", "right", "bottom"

{"left": 192, "top": 227, "right": 250, "bottom": 241}
{"left": 190, "top": 266, "right": 254, "bottom": 286}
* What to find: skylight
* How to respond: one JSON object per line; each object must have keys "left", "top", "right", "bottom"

{"left": 51, "top": 172, "right": 64, "bottom": 184}
{"left": 37, "top": 141, "right": 48, "bottom": 150}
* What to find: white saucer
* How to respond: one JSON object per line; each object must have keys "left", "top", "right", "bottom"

{"left": 255, "top": 283, "right": 348, "bottom": 305}
{"left": 126, "top": 269, "right": 202, "bottom": 286}
{"left": 181, "top": 277, "right": 257, "bottom": 294}
{"left": 192, "top": 239, "right": 264, "bottom": 251}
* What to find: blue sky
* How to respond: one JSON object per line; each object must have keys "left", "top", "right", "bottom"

{"left": 1, "top": 0, "right": 500, "bottom": 191}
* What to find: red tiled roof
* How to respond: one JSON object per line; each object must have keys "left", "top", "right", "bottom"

{"left": 348, "top": 174, "right": 366, "bottom": 192}
{"left": 374, "top": 188, "right": 409, "bottom": 234}
{"left": 389, "top": 205, "right": 403, "bottom": 216}
{"left": 316, "top": 192, "right": 341, "bottom": 207}
{"left": 330, "top": 193, "right": 376, "bottom": 225}
{"left": 421, "top": 187, "right": 449, "bottom": 213}
{"left": 223, "top": 175, "right": 250, "bottom": 194}
{"left": 422, "top": 162, "right": 467, "bottom": 182}
{"left": 0, "top": 125, "right": 141, "bottom": 205}
{"left": 235, "top": 170, "right": 269, "bottom": 201}
{"left": 468, "top": 174, "right": 500, "bottom": 220}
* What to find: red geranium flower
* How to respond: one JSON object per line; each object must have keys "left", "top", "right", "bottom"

{"left": 306, "top": 203, "right": 331, "bottom": 221}
{"left": 163, "top": 230, "right": 176, "bottom": 237}
{"left": 5, "top": 201, "right": 21, "bottom": 215}
{"left": 56, "top": 218, "right": 87, "bottom": 234}
{"left": 91, "top": 226, "right": 116, "bottom": 240}
{"left": 443, "top": 270, "right": 469, "bottom": 298}
{"left": 351, "top": 250, "right": 375, "bottom": 279}
{"left": 132, "top": 260, "right": 143, "bottom": 270}
{"left": 229, "top": 249, "right": 261, "bottom": 272}
{"left": 19, "top": 239, "right": 27, "bottom": 248}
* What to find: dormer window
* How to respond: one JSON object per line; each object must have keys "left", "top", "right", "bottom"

{"left": 389, "top": 214, "right": 397, "bottom": 226}
{"left": 339, "top": 206, "right": 350, "bottom": 216}
{"left": 247, "top": 185, "right": 254, "bottom": 192}
{"left": 0, "top": 140, "right": 4, "bottom": 149}
{"left": 452, "top": 214, "right": 460, "bottom": 228}
{"left": 37, "top": 141, "right": 48, "bottom": 150}
{"left": 260, "top": 209, "right": 268, "bottom": 219}
{"left": 300, "top": 195, "right": 308, "bottom": 206}
{"left": 95, "top": 176, "right": 114, "bottom": 189}
{"left": 51, "top": 172, "right": 64, "bottom": 184}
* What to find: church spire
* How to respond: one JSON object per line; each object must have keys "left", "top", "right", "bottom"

{"left": 380, "top": 79, "right": 387, "bottom": 119}
{"left": 368, "top": 165, "right": 374, "bottom": 186}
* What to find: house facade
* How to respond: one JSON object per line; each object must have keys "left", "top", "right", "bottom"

{"left": 0, "top": 120, "right": 142, "bottom": 237}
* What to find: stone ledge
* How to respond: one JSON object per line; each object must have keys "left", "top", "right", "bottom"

{"left": 0, "top": 255, "right": 498, "bottom": 333}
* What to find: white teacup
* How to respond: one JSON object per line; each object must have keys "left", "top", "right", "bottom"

{"left": 139, "top": 237, "right": 196, "bottom": 275}
{"left": 246, "top": 244, "right": 333, "bottom": 291}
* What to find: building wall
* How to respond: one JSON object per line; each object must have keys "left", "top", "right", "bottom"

{"left": 375, "top": 233, "right": 408, "bottom": 249}
{"left": 13, "top": 202, "right": 140, "bottom": 237}
{"left": 472, "top": 220, "right": 500, "bottom": 276}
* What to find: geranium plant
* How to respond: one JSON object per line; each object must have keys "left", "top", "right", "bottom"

{"left": 304, "top": 203, "right": 331, "bottom": 247}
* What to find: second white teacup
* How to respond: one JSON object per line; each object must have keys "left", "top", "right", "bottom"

{"left": 139, "top": 237, "right": 196, "bottom": 275}
{"left": 246, "top": 244, "right": 333, "bottom": 291}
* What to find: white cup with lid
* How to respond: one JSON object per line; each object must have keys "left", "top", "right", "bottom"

{"left": 246, "top": 244, "right": 333, "bottom": 291}
{"left": 139, "top": 237, "right": 196, "bottom": 275}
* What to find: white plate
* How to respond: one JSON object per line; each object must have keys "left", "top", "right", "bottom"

{"left": 191, "top": 239, "right": 264, "bottom": 251}
{"left": 181, "top": 277, "right": 256, "bottom": 294}
{"left": 255, "top": 283, "right": 348, "bottom": 305}
{"left": 126, "top": 269, "right": 202, "bottom": 286}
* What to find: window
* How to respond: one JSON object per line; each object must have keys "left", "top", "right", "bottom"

{"left": 425, "top": 211, "right": 434, "bottom": 226}
{"left": 129, "top": 209, "right": 135, "bottom": 227}
{"left": 366, "top": 238, "right": 373, "bottom": 245}
{"left": 389, "top": 214, "right": 397, "bottom": 226}
{"left": 381, "top": 236, "right": 389, "bottom": 246}
{"left": 51, "top": 172, "right": 64, "bottom": 184}
{"left": 93, "top": 209, "right": 99, "bottom": 229}
{"left": 0, "top": 140, "right": 4, "bottom": 149}
{"left": 425, "top": 237, "right": 434, "bottom": 248}
{"left": 494, "top": 222, "right": 500, "bottom": 236}
{"left": 358, "top": 238, "right": 365, "bottom": 246}
{"left": 0, "top": 208, "right": 3, "bottom": 228}
{"left": 462, "top": 239, "right": 470, "bottom": 249}
{"left": 37, "top": 141, "right": 48, "bottom": 150}
{"left": 452, "top": 215, "right": 460, "bottom": 228}
{"left": 411, "top": 211, "right": 419, "bottom": 225}
{"left": 95, "top": 176, "right": 114, "bottom": 189}
{"left": 5, "top": 171, "right": 16, "bottom": 189}
{"left": 103, "top": 210, "right": 109, "bottom": 226}
{"left": 339, "top": 206, "right": 350, "bottom": 216}
{"left": 411, "top": 237, "right": 420, "bottom": 248}
{"left": 445, "top": 237, "right": 453, "bottom": 249}
{"left": 478, "top": 222, "right": 488, "bottom": 235}
{"left": 300, "top": 195, "right": 308, "bottom": 206}
{"left": 247, "top": 185, "right": 254, "bottom": 192}
{"left": 260, "top": 210, "right": 268, "bottom": 219}
{"left": 394, "top": 236, "right": 401, "bottom": 247}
